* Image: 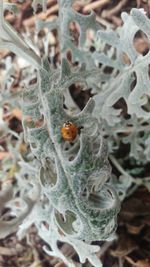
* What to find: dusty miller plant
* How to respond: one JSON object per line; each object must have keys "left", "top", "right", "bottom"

{"left": 0, "top": 0, "right": 150, "bottom": 266}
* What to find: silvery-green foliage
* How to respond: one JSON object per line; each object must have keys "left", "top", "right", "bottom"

{"left": 21, "top": 57, "right": 120, "bottom": 266}
{"left": 92, "top": 8, "right": 150, "bottom": 163}
{"left": 93, "top": 9, "right": 150, "bottom": 122}
{"left": 0, "top": 1, "right": 40, "bottom": 67}
{"left": 0, "top": 1, "right": 120, "bottom": 266}
{"left": 0, "top": 174, "right": 40, "bottom": 239}
{"left": 110, "top": 156, "right": 150, "bottom": 201}
{"left": 0, "top": 1, "right": 149, "bottom": 266}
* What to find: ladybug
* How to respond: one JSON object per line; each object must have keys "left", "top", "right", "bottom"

{"left": 61, "top": 121, "right": 78, "bottom": 142}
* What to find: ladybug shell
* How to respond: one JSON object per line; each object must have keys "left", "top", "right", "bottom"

{"left": 61, "top": 121, "right": 78, "bottom": 141}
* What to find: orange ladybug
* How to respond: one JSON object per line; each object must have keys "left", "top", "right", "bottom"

{"left": 61, "top": 121, "right": 78, "bottom": 142}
